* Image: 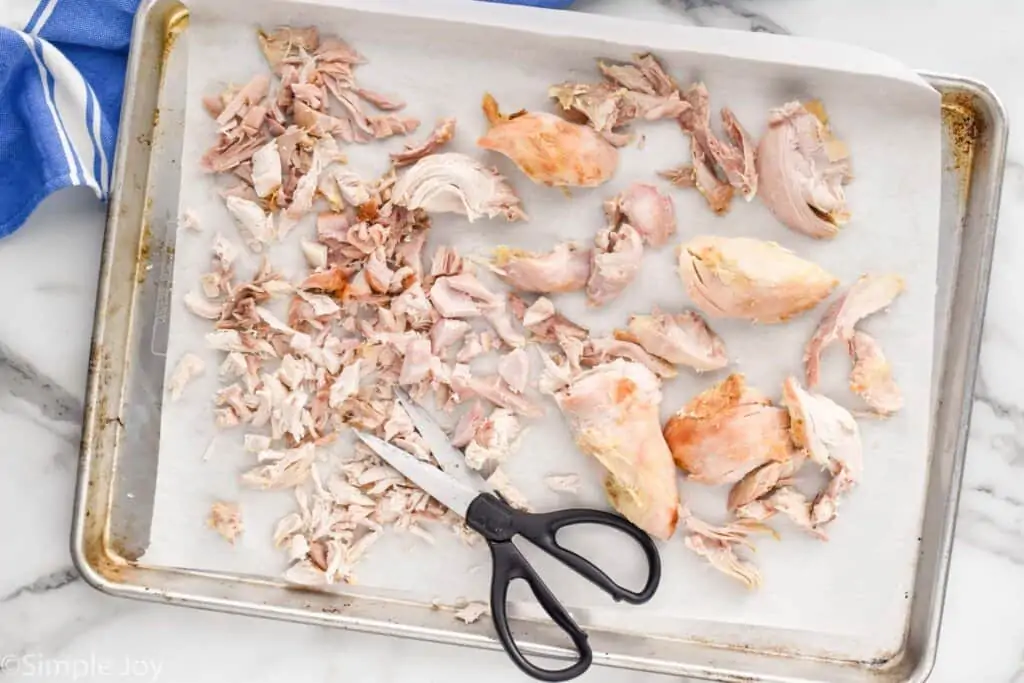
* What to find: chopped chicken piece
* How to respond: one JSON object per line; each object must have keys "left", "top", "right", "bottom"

{"left": 329, "top": 361, "right": 361, "bottom": 407}
{"left": 168, "top": 353, "right": 205, "bottom": 401}
{"left": 452, "top": 373, "right": 543, "bottom": 418}
{"left": 491, "top": 243, "right": 591, "bottom": 293}
{"left": 484, "top": 305, "right": 527, "bottom": 349}
{"left": 241, "top": 443, "right": 316, "bottom": 490}
{"left": 257, "top": 26, "right": 320, "bottom": 72}
{"left": 251, "top": 138, "right": 283, "bottom": 198}
{"left": 804, "top": 273, "right": 905, "bottom": 387}
{"left": 485, "top": 467, "right": 532, "bottom": 512}
{"left": 212, "top": 233, "right": 239, "bottom": 269}
{"left": 225, "top": 196, "right": 275, "bottom": 251}
{"left": 391, "top": 117, "right": 457, "bottom": 166}
{"left": 679, "top": 236, "right": 838, "bottom": 323}
{"left": 430, "top": 245, "right": 464, "bottom": 279}
{"left": 582, "top": 337, "right": 677, "bottom": 379}
{"left": 184, "top": 291, "right": 222, "bottom": 320}
{"left": 510, "top": 295, "right": 589, "bottom": 344}
{"left": 664, "top": 373, "right": 799, "bottom": 485}
{"left": 605, "top": 183, "right": 677, "bottom": 248}
{"left": 430, "top": 277, "right": 483, "bottom": 318}
{"left": 680, "top": 84, "right": 758, "bottom": 201}
{"left": 391, "top": 152, "right": 526, "bottom": 222}
{"left": 544, "top": 474, "right": 582, "bottom": 494}
{"left": 617, "top": 309, "right": 727, "bottom": 372}
{"left": 587, "top": 223, "right": 643, "bottom": 306}
{"left": 712, "top": 107, "right": 758, "bottom": 200}
{"left": 453, "top": 601, "right": 489, "bottom": 624}
{"left": 451, "top": 401, "right": 488, "bottom": 448}
{"left": 848, "top": 332, "right": 902, "bottom": 416}
{"left": 300, "top": 240, "right": 328, "bottom": 269}
{"left": 465, "top": 409, "right": 523, "bottom": 471}
{"left": 428, "top": 319, "right": 469, "bottom": 357}
{"left": 207, "top": 501, "right": 243, "bottom": 544}
{"left": 554, "top": 359, "right": 679, "bottom": 539}
{"left": 548, "top": 54, "right": 687, "bottom": 146}
{"left": 399, "top": 338, "right": 433, "bottom": 385}
{"left": 446, "top": 271, "right": 501, "bottom": 307}
{"left": 782, "top": 377, "right": 862, "bottom": 530}
{"left": 757, "top": 100, "right": 852, "bottom": 239}
{"left": 497, "top": 348, "right": 530, "bottom": 394}
{"left": 735, "top": 486, "right": 826, "bottom": 541}
{"left": 244, "top": 434, "right": 272, "bottom": 454}
{"left": 181, "top": 210, "right": 201, "bottom": 233}
{"left": 320, "top": 167, "right": 371, "bottom": 208}
{"left": 727, "top": 455, "right": 806, "bottom": 511}
{"left": 679, "top": 506, "right": 763, "bottom": 589}
{"left": 478, "top": 93, "right": 619, "bottom": 188}
{"left": 456, "top": 333, "right": 484, "bottom": 363}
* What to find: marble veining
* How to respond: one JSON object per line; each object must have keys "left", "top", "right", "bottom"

{"left": 1, "top": 0, "right": 1023, "bottom": 681}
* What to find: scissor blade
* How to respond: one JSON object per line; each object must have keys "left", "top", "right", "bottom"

{"left": 394, "top": 389, "right": 489, "bottom": 494}
{"left": 353, "top": 431, "right": 478, "bottom": 519}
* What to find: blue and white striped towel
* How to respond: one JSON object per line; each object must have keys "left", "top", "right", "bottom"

{"left": 0, "top": 0, "right": 140, "bottom": 238}
{"left": 0, "top": 0, "right": 573, "bottom": 239}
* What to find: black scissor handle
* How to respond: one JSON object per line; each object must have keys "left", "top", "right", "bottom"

{"left": 488, "top": 540, "right": 592, "bottom": 682}
{"left": 511, "top": 507, "right": 662, "bottom": 604}
{"left": 466, "top": 494, "right": 662, "bottom": 605}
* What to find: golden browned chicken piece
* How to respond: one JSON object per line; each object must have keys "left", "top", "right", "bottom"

{"left": 804, "top": 273, "right": 905, "bottom": 387}
{"left": 782, "top": 377, "right": 862, "bottom": 530}
{"left": 678, "top": 236, "right": 838, "bottom": 324}
{"left": 848, "top": 331, "right": 903, "bottom": 416}
{"left": 554, "top": 359, "right": 680, "bottom": 539}
{"left": 664, "top": 374, "right": 799, "bottom": 485}
{"left": 757, "top": 100, "right": 852, "bottom": 239}
{"left": 616, "top": 308, "right": 727, "bottom": 372}
{"left": 477, "top": 93, "right": 619, "bottom": 188}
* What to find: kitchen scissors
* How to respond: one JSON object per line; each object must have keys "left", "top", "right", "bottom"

{"left": 354, "top": 389, "right": 661, "bottom": 682}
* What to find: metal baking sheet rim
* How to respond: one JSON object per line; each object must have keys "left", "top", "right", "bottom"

{"left": 70, "top": 1, "right": 1009, "bottom": 681}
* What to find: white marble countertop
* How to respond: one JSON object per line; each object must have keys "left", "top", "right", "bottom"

{"left": 1, "top": 0, "right": 1022, "bottom": 681}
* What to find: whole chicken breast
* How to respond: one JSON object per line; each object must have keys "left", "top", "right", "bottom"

{"left": 664, "top": 373, "right": 798, "bottom": 485}
{"left": 804, "top": 273, "right": 905, "bottom": 387}
{"left": 757, "top": 100, "right": 852, "bottom": 239}
{"left": 554, "top": 359, "right": 680, "bottom": 539}
{"left": 391, "top": 152, "right": 526, "bottom": 222}
{"left": 679, "top": 236, "right": 838, "bottom": 323}
{"left": 477, "top": 94, "right": 619, "bottom": 188}
{"left": 491, "top": 242, "right": 591, "bottom": 293}
{"left": 617, "top": 309, "right": 727, "bottom": 372}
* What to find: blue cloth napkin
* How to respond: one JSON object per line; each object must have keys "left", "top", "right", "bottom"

{"left": 0, "top": 0, "right": 573, "bottom": 238}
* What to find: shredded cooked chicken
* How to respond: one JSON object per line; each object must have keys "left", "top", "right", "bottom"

{"left": 185, "top": 30, "right": 889, "bottom": 593}
{"left": 478, "top": 93, "right": 619, "bottom": 188}
{"left": 207, "top": 501, "right": 244, "bottom": 544}
{"left": 169, "top": 353, "right": 205, "bottom": 401}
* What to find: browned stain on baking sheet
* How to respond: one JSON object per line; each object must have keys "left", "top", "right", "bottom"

{"left": 162, "top": 4, "right": 189, "bottom": 69}
{"left": 941, "top": 91, "right": 981, "bottom": 207}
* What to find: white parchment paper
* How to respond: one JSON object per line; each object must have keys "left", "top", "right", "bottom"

{"left": 142, "top": 0, "right": 941, "bottom": 662}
